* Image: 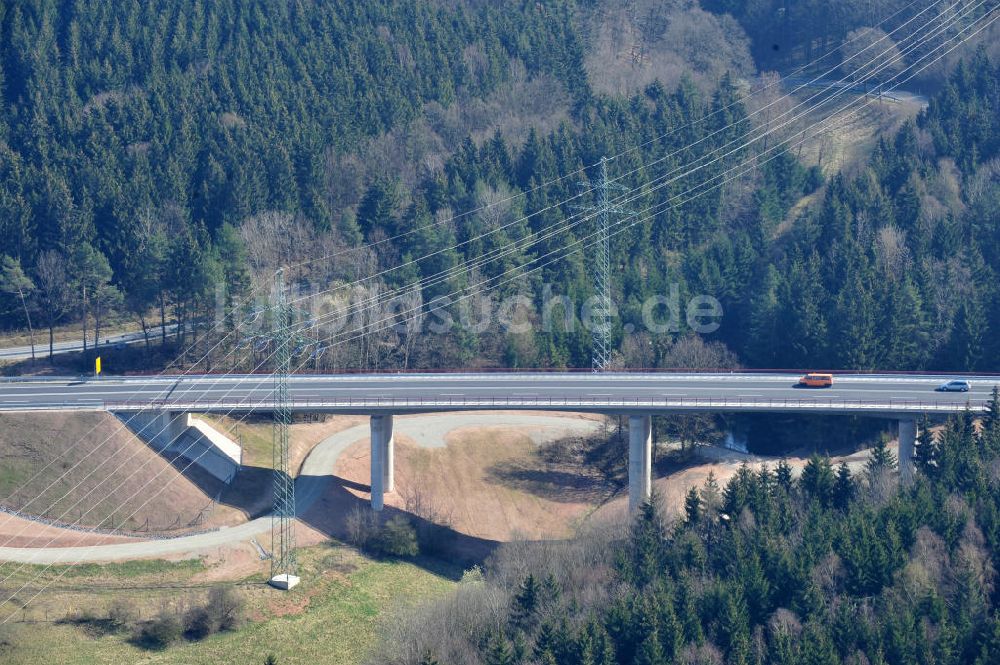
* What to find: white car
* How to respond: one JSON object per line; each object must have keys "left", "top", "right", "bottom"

{"left": 937, "top": 379, "right": 971, "bottom": 392}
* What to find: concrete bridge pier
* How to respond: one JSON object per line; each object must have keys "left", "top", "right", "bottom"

{"left": 628, "top": 415, "right": 652, "bottom": 513}
{"left": 898, "top": 418, "right": 916, "bottom": 484}
{"left": 370, "top": 414, "right": 395, "bottom": 511}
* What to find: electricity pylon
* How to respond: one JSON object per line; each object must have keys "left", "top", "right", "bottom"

{"left": 576, "top": 157, "right": 632, "bottom": 372}
{"left": 270, "top": 268, "right": 296, "bottom": 587}
{"left": 249, "top": 268, "right": 319, "bottom": 590}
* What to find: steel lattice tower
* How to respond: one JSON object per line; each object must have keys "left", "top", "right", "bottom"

{"left": 592, "top": 158, "right": 613, "bottom": 372}
{"left": 270, "top": 268, "right": 296, "bottom": 581}
{"left": 577, "top": 157, "right": 631, "bottom": 372}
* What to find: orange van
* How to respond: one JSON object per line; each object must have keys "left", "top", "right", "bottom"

{"left": 799, "top": 373, "right": 834, "bottom": 388}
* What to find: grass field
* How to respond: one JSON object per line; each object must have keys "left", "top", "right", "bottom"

{"left": 0, "top": 544, "right": 459, "bottom": 664}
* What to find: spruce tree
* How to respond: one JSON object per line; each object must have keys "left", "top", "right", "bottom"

{"left": 800, "top": 455, "right": 835, "bottom": 506}
{"left": 684, "top": 486, "right": 703, "bottom": 524}
{"left": 511, "top": 574, "right": 540, "bottom": 629}
{"left": 630, "top": 495, "right": 665, "bottom": 588}
{"left": 533, "top": 622, "right": 555, "bottom": 661}
{"left": 833, "top": 462, "right": 855, "bottom": 510}
{"left": 914, "top": 417, "right": 939, "bottom": 475}
{"left": 867, "top": 435, "right": 898, "bottom": 481}
{"left": 982, "top": 386, "right": 1000, "bottom": 451}
{"left": 701, "top": 471, "right": 722, "bottom": 512}
{"left": 485, "top": 631, "right": 515, "bottom": 665}
{"left": 633, "top": 631, "right": 666, "bottom": 665}
{"left": 776, "top": 458, "right": 794, "bottom": 492}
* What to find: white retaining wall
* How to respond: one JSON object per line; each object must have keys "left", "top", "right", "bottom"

{"left": 116, "top": 411, "right": 241, "bottom": 484}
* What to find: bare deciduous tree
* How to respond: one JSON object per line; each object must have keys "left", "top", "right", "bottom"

{"left": 875, "top": 225, "right": 910, "bottom": 278}
{"left": 840, "top": 27, "right": 904, "bottom": 83}
{"left": 35, "top": 250, "right": 72, "bottom": 362}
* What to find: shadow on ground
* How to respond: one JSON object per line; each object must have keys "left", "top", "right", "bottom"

{"left": 484, "top": 462, "right": 615, "bottom": 504}
{"left": 297, "top": 473, "right": 499, "bottom": 571}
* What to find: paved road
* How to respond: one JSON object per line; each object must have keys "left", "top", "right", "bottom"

{"left": 0, "top": 325, "right": 178, "bottom": 361}
{"left": 0, "top": 413, "right": 600, "bottom": 563}
{"left": 0, "top": 372, "right": 994, "bottom": 416}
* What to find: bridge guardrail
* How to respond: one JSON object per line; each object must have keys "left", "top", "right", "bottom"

{"left": 103, "top": 395, "right": 988, "bottom": 414}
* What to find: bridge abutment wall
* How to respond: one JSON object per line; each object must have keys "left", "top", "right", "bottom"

{"left": 115, "top": 411, "right": 241, "bottom": 484}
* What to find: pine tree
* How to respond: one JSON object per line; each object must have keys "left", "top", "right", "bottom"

{"left": 510, "top": 574, "right": 541, "bottom": 629}
{"left": 974, "top": 613, "right": 1000, "bottom": 665}
{"left": 867, "top": 436, "right": 898, "bottom": 478}
{"left": 0, "top": 256, "right": 36, "bottom": 361}
{"left": 982, "top": 386, "right": 1000, "bottom": 447}
{"left": 914, "top": 417, "right": 939, "bottom": 475}
{"left": 776, "top": 458, "right": 795, "bottom": 492}
{"left": 800, "top": 455, "right": 834, "bottom": 506}
{"left": 485, "top": 631, "right": 515, "bottom": 665}
{"left": 684, "top": 486, "right": 703, "bottom": 524}
{"left": 541, "top": 573, "right": 561, "bottom": 608}
{"left": 947, "top": 299, "right": 986, "bottom": 370}
{"left": 533, "top": 622, "right": 556, "bottom": 661}
{"left": 629, "top": 495, "right": 665, "bottom": 588}
{"left": 633, "top": 630, "right": 666, "bottom": 665}
{"left": 723, "top": 463, "right": 755, "bottom": 516}
{"left": 833, "top": 462, "right": 855, "bottom": 511}
{"left": 701, "top": 471, "right": 722, "bottom": 512}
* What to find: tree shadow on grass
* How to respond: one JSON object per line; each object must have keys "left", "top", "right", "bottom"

{"left": 297, "top": 473, "right": 498, "bottom": 577}
{"left": 484, "top": 461, "right": 615, "bottom": 504}
{"left": 483, "top": 433, "right": 625, "bottom": 504}
{"left": 56, "top": 614, "right": 122, "bottom": 639}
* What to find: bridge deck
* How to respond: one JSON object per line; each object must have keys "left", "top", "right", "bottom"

{"left": 0, "top": 372, "right": 994, "bottom": 417}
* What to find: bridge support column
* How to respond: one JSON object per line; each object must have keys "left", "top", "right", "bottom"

{"left": 898, "top": 418, "right": 916, "bottom": 485}
{"left": 628, "top": 415, "right": 652, "bottom": 513}
{"left": 382, "top": 415, "right": 394, "bottom": 493}
{"left": 370, "top": 415, "right": 394, "bottom": 511}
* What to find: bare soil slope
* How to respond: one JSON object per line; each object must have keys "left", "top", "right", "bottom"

{"left": 0, "top": 411, "right": 239, "bottom": 536}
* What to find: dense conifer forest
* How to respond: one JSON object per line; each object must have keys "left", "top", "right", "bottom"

{"left": 375, "top": 391, "right": 1000, "bottom": 665}
{"left": 1, "top": 1, "right": 996, "bottom": 373}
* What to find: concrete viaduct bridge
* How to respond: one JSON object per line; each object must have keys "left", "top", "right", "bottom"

{"left": 1, "top": 372, "right": 995, "bottom": 512}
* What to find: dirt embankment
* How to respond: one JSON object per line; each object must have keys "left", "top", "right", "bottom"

{"left": 0, "top": 411, "right": 238, "bottom": 539}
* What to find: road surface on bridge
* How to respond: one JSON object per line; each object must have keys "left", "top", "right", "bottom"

{"left": 0, "top": 372, "right": 994, "bottom": 416}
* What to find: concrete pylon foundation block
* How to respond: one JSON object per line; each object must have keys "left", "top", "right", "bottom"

{"left": 268, "top": 573, "right": 300, "bottom": 590}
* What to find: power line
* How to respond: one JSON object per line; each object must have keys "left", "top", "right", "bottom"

{"left": 0, "top": 0, "right": 947, "bottom": 536}
{"left": 0, "top": 0, "right": 992, "bottom": 614}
